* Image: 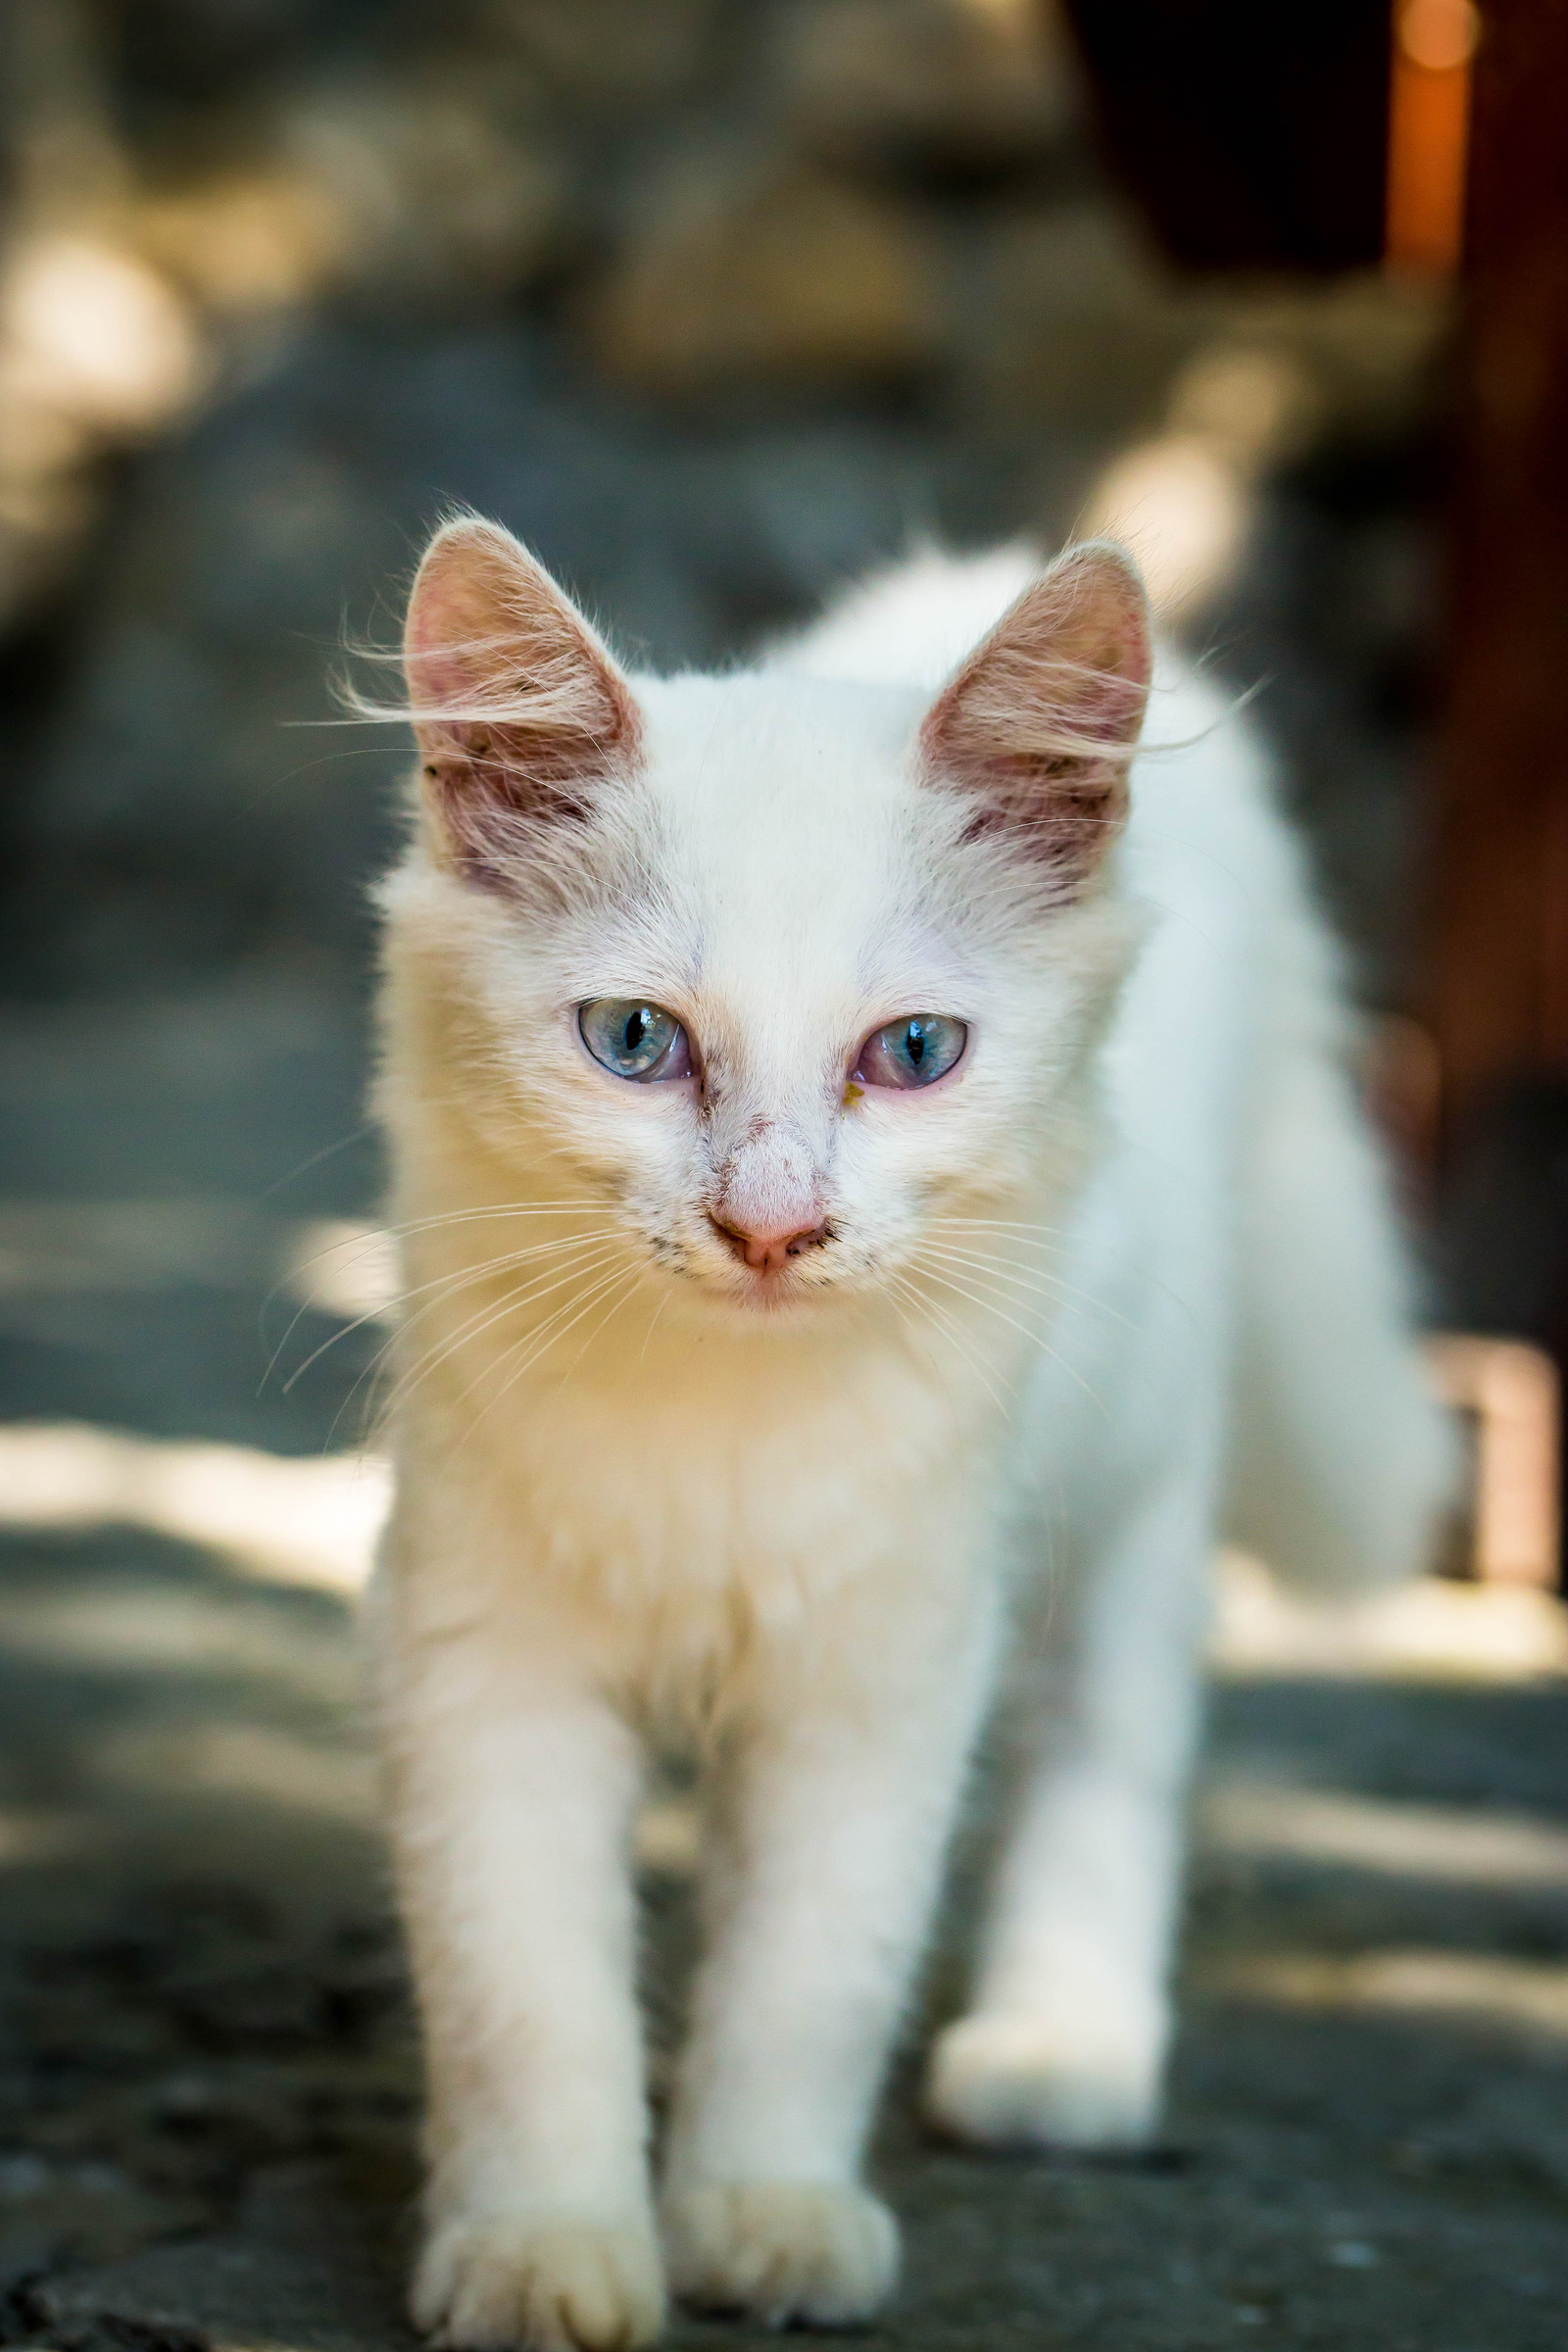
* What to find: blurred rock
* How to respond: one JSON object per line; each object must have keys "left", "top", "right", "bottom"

{"left": 280, "top": 76, "right": 569, "bottom": 310}
{"left": 0, "top": 2153, "right": 202, "bottom": 2269}
{"left": 0, "top": 232, "right": 208, "bottom": 629}
{"left": 471, "top": 0, "right": 726, "bottom": 116}
{"left": 137, "top": 169, "right": 356, "bottom": 320}
{"left": 960, "top": 203, "right": 1199, "bottom": 432}
{"left": 0, "top": 234, "right": 205, "bottom": 438}
{"left": 775, "top": 0, "right": 1084, "bottom": 177}
{"left": 581, "top": 158, "right": 945, "bottom": 401}
{"left": 99, "top": 0, "right": 373, "bottom": 114}
{"left": 1215, "top": 273, "right": 1451, "bottom": 446}
{"left": 21, "top": 2159, "right": 414, "bottom": 2352}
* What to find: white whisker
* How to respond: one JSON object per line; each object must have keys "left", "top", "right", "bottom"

{"left": 328, "top": 1238, "right": 625, "bottom": 1448}
{"left": 907, "top": 1255, "right": 1108, "bottom": 1416}
{"left": 279, "top": 1227, "right": 616, "bottom": 1396}
{"left": 915, "top": 1238, "right": 1130, "bottom": 1331}
{"left": 463, "top": 1258, "right": 636, "bottom": 1444}
{"left": 891, "top": 1271, "right": 1016, "bottom": 1413}
{"left": 637, "top": 1287, "right": 671, "bottom": 1365}
{"left": 382, "top": 1242, "right": 628, "bottom": 1428}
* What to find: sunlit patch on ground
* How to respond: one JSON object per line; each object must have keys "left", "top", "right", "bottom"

{"left": 0, "top": 1421, "right": 390, "bottom": 1593}
{"left": 1212, "top": 1948, "right": 1568, "bottom": 2045}
{"left": 94, "top": 1717, "right": 378, "bottom": 1829}
{"left": 0, "top": 1802, "right": 102, "bottom": 1864}
{"left": 1211, "top": 1546, "right": 1568, "bottom": 1683}
{"left": 0, "top": 1200, "right": 397, "bottom": 1322}
{"left": 1202, "top": 1783, "right": 1568, "bottom": 1889}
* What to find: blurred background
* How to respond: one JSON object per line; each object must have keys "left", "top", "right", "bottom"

{"left": 1, "top": 5, "right": 1567, "bottom": 2348}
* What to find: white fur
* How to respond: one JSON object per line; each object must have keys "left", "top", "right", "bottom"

{"left": 369, "top": 542, "right": 1452, "bottom": 2349}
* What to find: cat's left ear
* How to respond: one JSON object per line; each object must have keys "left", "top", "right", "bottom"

{"left": 402, "top": 515, "right": 642, "bottom": 873}
{"left": 919, "top": 541, "right": 1152, "bottom": 895}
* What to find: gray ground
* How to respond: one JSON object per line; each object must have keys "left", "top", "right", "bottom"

{"left": 1, "top": 990, "right": 1567, "bottom": 2352}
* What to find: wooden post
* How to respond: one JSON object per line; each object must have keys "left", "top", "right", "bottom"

{"left": 1428, "top": 0, "right": 1568, "bottom": 1588}
{"left": 1430, "top": 0, "right": 1568, "bottom": 1120}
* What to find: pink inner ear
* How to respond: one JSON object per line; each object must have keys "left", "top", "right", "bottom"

{"left": 919, "top": 543, "right": 1152, "bottom": 893}
{"left": 403, "top": 519, "right": 643, "bottom": 861}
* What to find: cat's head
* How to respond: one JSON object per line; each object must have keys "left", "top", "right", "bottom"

{"left": 379, "top": 518, "right": 1151, "bottom": 1317}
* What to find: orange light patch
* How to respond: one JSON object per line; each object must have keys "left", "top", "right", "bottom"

{"left": 1386, "top": 0, "right": 1478, "bottom": 276}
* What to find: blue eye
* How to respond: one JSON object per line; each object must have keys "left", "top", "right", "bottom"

{"left": 854, "top": 1014, "right": 967, "bottom": 1091}
{"left": 578, "top": 998, "right": 692, "bottom": 1082}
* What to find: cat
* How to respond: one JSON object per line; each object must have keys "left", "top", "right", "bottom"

{"left": 367, "top": 515, "right": 1453, "bottom": 2351}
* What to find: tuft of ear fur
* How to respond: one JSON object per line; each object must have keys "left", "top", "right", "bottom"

{"left": 402, "top": 516, "right": 643, "bottom": 877}
{"left": 919, "top": 541, "right": 1152, "bottom": 897}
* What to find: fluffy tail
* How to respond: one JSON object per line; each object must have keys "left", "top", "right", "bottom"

{"left": 1222, "top": 871, "right": 1457, "bottom": 1597}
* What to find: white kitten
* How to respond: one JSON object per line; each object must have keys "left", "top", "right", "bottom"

{"left": 368, "top": 518, "right": 1452, "bottom": 2351}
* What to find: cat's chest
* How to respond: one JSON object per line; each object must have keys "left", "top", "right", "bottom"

{"left": 458, "top": 1330, "right": 1007, "bottom": 1607}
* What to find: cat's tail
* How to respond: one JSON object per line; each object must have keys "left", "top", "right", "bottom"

{"left": 1221, "top": 862, "right": 1457, "bottom": 1597}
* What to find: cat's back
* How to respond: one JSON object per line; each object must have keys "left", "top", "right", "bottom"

{"left": 776, "top": 546, "right": 1042, "bottom": 692}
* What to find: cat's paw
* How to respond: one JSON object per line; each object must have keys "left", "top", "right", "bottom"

{"left": 925, "top": 2006, "right": 1165, "bottom": 2150}
{"left": 662, "top": 2180, "right": 899, "bottom": 2327}
{"left": 414, "top": 2210, "right": 665, "bottom": 2352}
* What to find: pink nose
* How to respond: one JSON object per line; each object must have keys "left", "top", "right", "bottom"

{"left": 710, "top": 1215, "right": 829, "bottom": 1276}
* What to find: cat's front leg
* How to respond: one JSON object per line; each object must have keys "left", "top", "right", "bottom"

{"left": 662, "top": 1577, "right": 998, "bottom": 2328}
{"left": 926, "top": 1458, "right": 1216, "bottom": 2153}
{"left": 375, "top": 1554, "right": 662, "bottom": 2352}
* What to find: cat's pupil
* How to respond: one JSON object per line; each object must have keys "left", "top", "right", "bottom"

{"left": 624, "top": 1008, "right": 650, "bottom": 1054}
{"left": 906, "top": 1023, "right": 926, "bottom": 1065}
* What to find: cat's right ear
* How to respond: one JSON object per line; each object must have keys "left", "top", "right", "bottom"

{"left": 402, "top": 516, "right": 642, "bottom": 873}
